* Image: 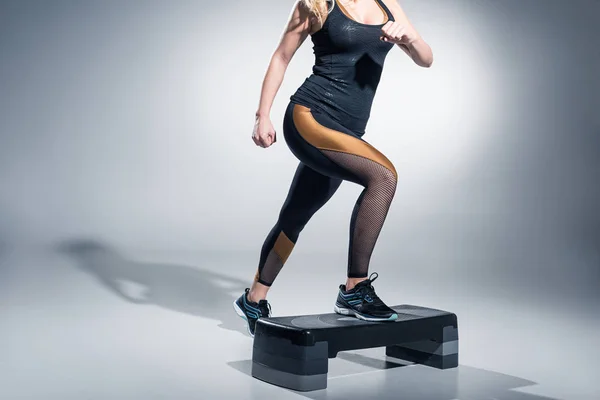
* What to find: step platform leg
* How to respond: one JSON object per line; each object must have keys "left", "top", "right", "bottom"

{"left": 386, "top": 325, "right": 459, "bottom": 369}
{"left": 251, "top": 334, "right": 329, "bottom": 391}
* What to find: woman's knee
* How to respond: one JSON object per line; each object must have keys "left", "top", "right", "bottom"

{"left": 277, "top": 209, "right": 310, "bottom": 241}
{"left": 382, "top": 164, "right": 398, "bottom": 189}
{"left": 366, "top": 163, "right": 398, "bottom": 196}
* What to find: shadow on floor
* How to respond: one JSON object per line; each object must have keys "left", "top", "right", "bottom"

{"left": 57, "top": 238, "right": 251, "bottom": 336}
{"left": 228, "top": 353, "right": 560, "bottom": 400}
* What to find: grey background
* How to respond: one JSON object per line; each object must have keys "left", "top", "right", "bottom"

{"left": 1, "top": 0, "right": 599, "bottom": 399}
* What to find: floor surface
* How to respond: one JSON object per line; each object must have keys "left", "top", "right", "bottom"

{"left": 2, "top": 241, "right": 598, "bottom": 400}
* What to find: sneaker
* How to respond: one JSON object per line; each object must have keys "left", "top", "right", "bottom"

{"left": 233, "top": 288, "right": 272, "bottom": 337}
{"left": 334, "top": 272, "right": 398, "bottom": 322}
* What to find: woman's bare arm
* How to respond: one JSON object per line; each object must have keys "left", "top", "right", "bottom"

{"left": 255, "top": 2, "right": 313, "bottom": 118}
{"left": 381, "top": 0, "right": 433, "bottom": 67}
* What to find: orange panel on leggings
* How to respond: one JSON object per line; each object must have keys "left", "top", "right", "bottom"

{"left": 292, "top": 104, "right": 397, "bottom": 179}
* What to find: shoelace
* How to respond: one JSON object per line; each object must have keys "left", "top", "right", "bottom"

{"left": 355, "top": 272, "right": 385, "bottom": 305}
{"left": 259, "top": 301, "right": 272, "bottom": 318}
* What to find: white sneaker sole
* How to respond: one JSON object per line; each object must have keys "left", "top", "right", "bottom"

{"left": 233, "top": 300, "right": 255, "bottom": 337}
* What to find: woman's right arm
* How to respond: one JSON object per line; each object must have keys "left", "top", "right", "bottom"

{"left": 252, "top": 1, "right": 314, "bottom": 148}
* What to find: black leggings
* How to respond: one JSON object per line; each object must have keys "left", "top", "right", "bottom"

{"left": 254, "top": 101, "right": 398, "bottom": 287}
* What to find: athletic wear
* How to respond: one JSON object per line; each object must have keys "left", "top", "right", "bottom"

{"left": 334, "top": 272, "right": 398, "bottom": 321}
{"left": 254, "top": 0, "right": 398, "bottom": 288}
{"left": 233, "top": 288, "right": 271, "bottom": 336}
{"left": 255, "top": 101, "right": 398, "bottom": 285}
{"left": 290, "top": 0, "right": 395, "bottom": 136}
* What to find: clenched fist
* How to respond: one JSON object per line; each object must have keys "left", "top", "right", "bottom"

{"left": 252, "top": 115, "right": 277, "bottom": 148}
{"left": 380, "top": 20, "right": 420, "bottom": 45}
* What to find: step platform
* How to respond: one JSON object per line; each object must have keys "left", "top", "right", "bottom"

{"left": 251, "top": 304, "right": 458, "bottom": 391}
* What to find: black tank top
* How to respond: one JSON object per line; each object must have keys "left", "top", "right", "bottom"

{"left": 290, "top": 0, "right": 395, "bottom": 135}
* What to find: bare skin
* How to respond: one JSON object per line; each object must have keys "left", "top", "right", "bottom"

{"left": 248, "top": 0, "right": 433, "bottom": 304}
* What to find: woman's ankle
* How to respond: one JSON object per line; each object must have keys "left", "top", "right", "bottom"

{"left": 345, "top": 276, "right": 368, "bottom": 291}
{"left": 248, "top": 282, "right": 270, "bottom": 303}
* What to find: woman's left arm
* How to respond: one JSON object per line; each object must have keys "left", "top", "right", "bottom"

{"left": 381, "top": 0, "right": 433, "bottom": 68}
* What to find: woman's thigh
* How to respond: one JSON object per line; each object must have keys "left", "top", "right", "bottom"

{"left": 282, "top": 102, "right": 397, "bottom": 186}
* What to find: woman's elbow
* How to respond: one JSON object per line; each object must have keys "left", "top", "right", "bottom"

{"left": 273, "top": 49, "right": 293, "bottom": 67}
{"left": 418, "top": 52, "right": 433, "bottom": 68}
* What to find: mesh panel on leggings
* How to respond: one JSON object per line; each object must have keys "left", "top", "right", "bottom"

{"left": 259, "top": 249, "right": 284, "bottom": 286}
{"left": 321, "top": 149, "right": 397, "bottom": 278}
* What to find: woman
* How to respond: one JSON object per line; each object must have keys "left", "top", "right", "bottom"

{"left": 234, "top": 0, "right": 433, "bottom": 336}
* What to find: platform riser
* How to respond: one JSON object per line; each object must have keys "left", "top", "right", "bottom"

{"left": 386, "top": 346, "right": 459, "bottom": 369}
{"left": 252, "top": 348, "right": 328, "bottom": 375}
{"left": 253, "top": 334, "right": 328, "bottom": 360}
{"left": 251, "top": 362, "right": 327, "bottom": 391}
{"left": 390, "top": 339, "right": 458, "bottom": 356}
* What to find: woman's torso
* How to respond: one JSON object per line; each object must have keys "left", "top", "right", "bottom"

{"left": 290, "top": 0, "right": 395, "bottom": 135}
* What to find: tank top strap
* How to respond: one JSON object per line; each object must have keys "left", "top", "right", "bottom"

{"left": 322, "top": 0, "right": 339, "bottom": 23}
{"left": 327, "top": 0, "right": 339, "bottom": 16}
{"left": 374, "top": 0, "right": 395, "bottom": 22}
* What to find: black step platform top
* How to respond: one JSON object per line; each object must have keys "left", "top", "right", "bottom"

{"left": 254, "top": 304, "right": 458, "bottom": 355}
